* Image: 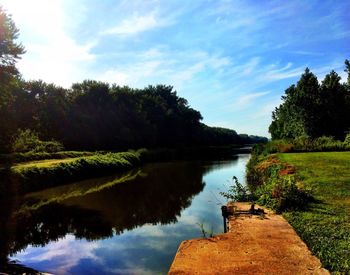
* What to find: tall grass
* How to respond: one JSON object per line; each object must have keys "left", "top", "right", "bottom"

{"left": 0, "top": 151, "right": 98, "bottom": 164}
{"left": 254, "top": 135, "right": 350, "bottom": 155}
{"left": 9, "top": 151, "right": 143, "bottom": 193}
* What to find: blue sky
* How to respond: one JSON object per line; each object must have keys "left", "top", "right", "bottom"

{"left": 1, "top": 0, "right": 349, "bottom": 137}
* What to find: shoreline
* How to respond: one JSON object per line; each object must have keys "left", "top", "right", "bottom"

{"left": 169, "top": 202, "right": 328, "bottom": 274}
{"left": 0, "top": 145, "right": 251, "bottom": 195}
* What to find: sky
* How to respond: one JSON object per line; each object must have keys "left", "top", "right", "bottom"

{"left": 0, "top": 0, "right": 349, "bottom": 137}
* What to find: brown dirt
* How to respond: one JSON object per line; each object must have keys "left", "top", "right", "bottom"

{"left": 169, "top": 203, "right": 329, "bottom": 275}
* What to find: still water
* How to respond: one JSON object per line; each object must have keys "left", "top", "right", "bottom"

{"left": 1, "top": 154, "right": 250, "bottom": 274}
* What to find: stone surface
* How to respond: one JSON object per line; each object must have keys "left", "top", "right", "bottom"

{"left": 169, "top": 203, "right": 329, "bottom": 275}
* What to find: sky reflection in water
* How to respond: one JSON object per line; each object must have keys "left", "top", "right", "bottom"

{"left": 10, "top": 154, "right": 249, "bottom": 274}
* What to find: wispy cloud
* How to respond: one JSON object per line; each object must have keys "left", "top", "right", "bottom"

{"left": 0, "top": 0, "right": 348, "bottom": 137}
{"left": 95, "top": 49, "right": 231, "bottom": 89}
{"left": 250, "top": 98, "right": 282, "bottom": 120}
{"left": 288, "top": 50, "right": 324, "bottom": 56}
{"left": 101, "top": 13, "right": 173, "bottom": 35}
{"left": 263, "top": 65, "right": 305, "bottom": 81}
{"left": 236, "top": 91, "right": 270, "bottom": 107}
{"left": 15, "top": 235, "right": 101, "bottom": 274}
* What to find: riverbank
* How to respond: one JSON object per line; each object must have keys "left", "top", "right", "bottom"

{"left": 278, "top": 152, "right": 350, "bottom": 273}
{"left": 246, "top": 151, "right": 350, "bottom": 273}
{"left": 169, "top": 202, "right": 328, "bottom": 274}
{"left": 0, "top": 145, "right": 250, "bottom": 195}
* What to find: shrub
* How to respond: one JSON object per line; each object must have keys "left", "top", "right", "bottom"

{"left": 246, "top": 154, "right": 310, "bottom": 212}
{"left": 344, "top": 133, "right": 350, "bottom": 147}
{"left": 220, "top": 176, "right": 253, "bottom": 202}
{"left": 256, "top": 136, "right": 350, "bottom": 154}
{"left": 11, "top": 129, "right": 41, "bottom": 153}
{"left": 11, "top": 129, "right": 63, "bottom": 153}
{"left": 255, "top": 175, "right": 310, "bottom": 212}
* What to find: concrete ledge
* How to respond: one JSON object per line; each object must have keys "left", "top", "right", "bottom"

{"left": 169, "top": 203, "right": 328, "bottom": 274}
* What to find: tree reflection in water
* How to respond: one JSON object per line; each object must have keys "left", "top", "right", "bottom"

{"left": 0, "top": 159, "right": 234, "bottom": 272}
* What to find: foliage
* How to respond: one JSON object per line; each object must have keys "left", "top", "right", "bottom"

{"left": 0, "top": 79, "right": 266, "bottom": 153}
{"left": 0, "top": 151, "right": 96, "bottom": 164}
{"left": 246, "top": 154, "right": 310, "bottom": 212}
{"left": 220, "top": 176, "right": 253, "bottom": 202}
{"left": 270, "top": 62, "right": 350, "bottom": 140}
{"left": 196, "top": 222, "right": 214, "bottom": 238}
{"left": 344, "top": 133, "right": 350, "bottom": 146}
{"left": 279, "top": 152, "right": 350, "bottom": 273}
{"left": 0, "top": 6, "right": 25, "bottom": 80}
{"left": 252, "top": 136, "right": 350, "bottom": 156}
{"left": 11, "top": 129, "right": 63, "bottom": 153}
{"left": 0, "top": 6, "right": 25, "bottom": 152}
{"left": 10, "top": 151, "right": 143, "bottom": 193}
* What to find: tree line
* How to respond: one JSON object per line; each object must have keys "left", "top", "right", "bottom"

{"left": 269, "top": 62, "right": 350, "bottom": 140}
{"left": 0, "top": 7, "right": 266, "bottom": 153}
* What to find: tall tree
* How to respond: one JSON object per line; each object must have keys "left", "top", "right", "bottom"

{"left": 270, "top": 62, "right": 350, "bottom": 140}
{"left": 0, "top": 6, "right": 25, "bottom": 151}
{"left": 319, "top": 71, "right": 346, "bottom": 138}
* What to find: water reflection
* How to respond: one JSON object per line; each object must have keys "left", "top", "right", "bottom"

{"left": 0, "top": 155, "right": 249, "bottom": 274}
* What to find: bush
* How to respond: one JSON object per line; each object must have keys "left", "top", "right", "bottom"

{"left": 220, "top": 176, "right": 253, "bottom": 202}
{"left": 12, "top": 129, "right": 63, "bottom": 153}
{"left": 246, "top": 154, "right": 310, "bottom": 212}
{"left": 255, "top": 136, "right": 350, "bottom": 155}
{"left": 344, "top": 133, "right": 350, "bottom": 147}
{"left": 255, "top": 174, "right": 310, "bottom": 212}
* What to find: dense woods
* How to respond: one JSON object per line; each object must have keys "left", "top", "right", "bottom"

{"left": 1, "top": 80, "right": 266, "bottom": 153}
{"left": 269, "top": 63, "right": 350, "bottom": 140}
{"left": 0, "top": 7, "right": 265, "bottom": 153}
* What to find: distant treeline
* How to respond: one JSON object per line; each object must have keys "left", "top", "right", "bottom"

{"left": 269, "top": 60, "right": 350, "bottom": 140}
{"left": 0, "top": 7, "right": 266, "bottom": 153}
{"left": 0, "top": 80, "right": 267, "bottom": 152}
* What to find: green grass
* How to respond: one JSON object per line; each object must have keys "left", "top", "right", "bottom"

{"left": 12, "top": 157, "right": 82, "bottom": 169}
{"left": 2, "top": 151, "right": 144, "bottom": 194}
{"left": 278, "top": 152, "right": 350, "bottom": 274}
{"left": 0, "top": 151, "right": 98, "bottom": 164}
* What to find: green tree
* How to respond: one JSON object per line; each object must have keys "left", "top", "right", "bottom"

{"left": 0, "top": 6, "right": 25, "bottom": 151}
{"left": 345, "top": 59, "right": 350, "bottom": 85}
{"left": 270, "top": 62, "right": 350, "bottom": 140}
{"left": 0, "top": 6, "right": 25, "bottom": 81}
{"left": 319, "top": 70, "right": 347, "bottom": 139}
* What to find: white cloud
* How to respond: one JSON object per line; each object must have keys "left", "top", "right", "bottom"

{"left": 14, "top": 235, "right": 101, "bottom": 274}
{"left": 236, "top": 91, "right": 270, "bottom": 107}
{"left": 263, "top": 65, "right": 305, "bottom": 81}
{"left": 94, "top": 49, "right": 231, "bottom": 90}
{"left": 101, "top": 13, "right": 171, "bottom": 35}
{"left": 250, "top": 98, "right": 281, "bottom": 120}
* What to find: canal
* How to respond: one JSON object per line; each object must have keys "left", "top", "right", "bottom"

{"left": 1, "top": 153, "right": 250, "bottom": 274}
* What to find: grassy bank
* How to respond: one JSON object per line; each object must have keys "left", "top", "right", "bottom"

{"left": 0, "top": 145, "right": 250, "bottom": 195}
{"left": 0, "top": 151, "right": 98, "bottom": 164}
{"left": 247, "top": 151, "right": 350, "bottom": 273}
{"left": 1, "top": 151, "right": 142, "bottom": 194}
{"left": 279, "top": 152, "right": 350, "bottom": 273}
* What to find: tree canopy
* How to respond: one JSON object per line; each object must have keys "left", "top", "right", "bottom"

{"left": 0, "top": 6, "right": 25, "bottom": 150}
{"left": 1, "top": 80, "right": 265, "bottom": 152}
{"left": 269, "top": 61, "right": 350, "bottom": 140}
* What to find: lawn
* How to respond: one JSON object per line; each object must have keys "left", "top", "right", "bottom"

{"left": 12, "top": 157, "right": 81, "bottom": 170}
{"left": 278, "top": 152, "right": 350, "bottom": 273}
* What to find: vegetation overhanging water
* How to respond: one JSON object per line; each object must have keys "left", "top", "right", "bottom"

{"left": 0, "top": 154, "right": 250, "bottom": 274}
